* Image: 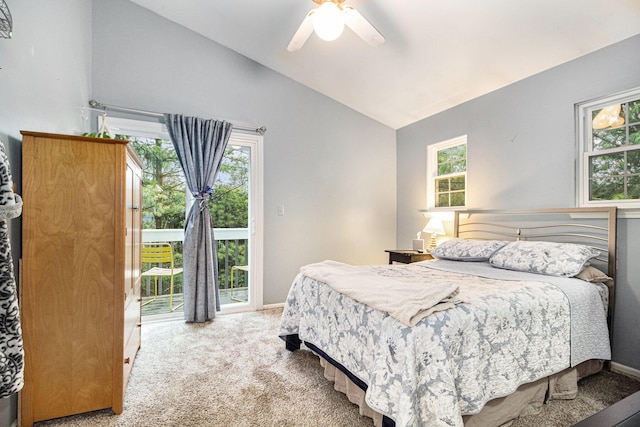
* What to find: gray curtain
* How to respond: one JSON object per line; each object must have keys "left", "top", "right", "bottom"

{"left": 164, "top": 114, "right": 233, "bottom": 322}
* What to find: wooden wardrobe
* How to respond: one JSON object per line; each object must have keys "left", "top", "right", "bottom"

{"left": 19, "top": 131, "right": 143, "bottom": 426}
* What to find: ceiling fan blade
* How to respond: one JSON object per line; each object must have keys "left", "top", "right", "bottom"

{"left": 287, "top": 10, "right": 315, "bottom": 52}
{"left": 343, "top": 5, "right": 384, "bottom": 47}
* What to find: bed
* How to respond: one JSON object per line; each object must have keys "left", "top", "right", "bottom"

{"left": 278, "top": 207, "right": 617, "bottom": 427}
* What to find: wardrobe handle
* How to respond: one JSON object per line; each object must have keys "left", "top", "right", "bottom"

{"left": 124, "top": 357, "right": 131, "bottom": 364}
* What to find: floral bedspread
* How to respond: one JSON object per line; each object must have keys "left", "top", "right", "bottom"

{"left": 278, "top": 261, "right": 610, "bottom": 427}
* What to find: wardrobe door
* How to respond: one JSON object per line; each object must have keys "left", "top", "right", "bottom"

{"left": 122, "top": 153, "right": 142, "bottom": 402}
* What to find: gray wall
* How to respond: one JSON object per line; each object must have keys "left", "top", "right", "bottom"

{"left": 0, "top": 1, "right": 93, "bottom": 424}
{"left": 0, "top": 1, "right": 92, "bottom": 139}
{"left": 397, "top": 34, "right": 640, "bottom": 371}
{"left": 91, "top": 0, "right": 397, "bottom": 306}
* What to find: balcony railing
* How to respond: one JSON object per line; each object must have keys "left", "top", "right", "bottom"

{"left": 142, "top": 228, "right": 249, "bottom": 300}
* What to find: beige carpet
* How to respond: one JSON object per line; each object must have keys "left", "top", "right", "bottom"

{"left": 35, "top": 308, "right": 639, "bottom": 427}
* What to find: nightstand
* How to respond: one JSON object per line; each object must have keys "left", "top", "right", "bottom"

{"left": 385, "top": 250, "right": 434, "bottom": 264}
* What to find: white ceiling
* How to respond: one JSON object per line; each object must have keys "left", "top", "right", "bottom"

{"left": 128, "top": 0, "right": 640, "bottom": 129}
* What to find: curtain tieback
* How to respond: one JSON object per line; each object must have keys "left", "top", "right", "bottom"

{"left": 193, "top": 186, "right": 213, "bottom": 212}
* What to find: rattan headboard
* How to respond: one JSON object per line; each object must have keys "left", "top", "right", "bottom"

{"left": 453, "top": 207, "right": 617, "bottom": 332}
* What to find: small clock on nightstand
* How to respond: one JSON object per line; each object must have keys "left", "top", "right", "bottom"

{"left": 385, "top": 249, "right": 434, "bottom": 265}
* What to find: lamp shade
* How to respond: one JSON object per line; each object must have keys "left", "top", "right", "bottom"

{"left": 423, "top": 217, "right": 445, "bottom": 236}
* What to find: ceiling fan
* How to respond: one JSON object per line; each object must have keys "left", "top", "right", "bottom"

{"left": 287, "top": 0, "right": 385, "bottom": 52}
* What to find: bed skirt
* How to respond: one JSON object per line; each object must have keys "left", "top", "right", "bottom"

{"left": 317, "top": 352, "right": 603, "bottom": 427}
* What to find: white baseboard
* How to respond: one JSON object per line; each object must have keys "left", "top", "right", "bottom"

{"left": 260, "top": 302, "right": 284, "bottom": 310}
{"left": 611, "top": 362, "right": 640, "bottom": 380}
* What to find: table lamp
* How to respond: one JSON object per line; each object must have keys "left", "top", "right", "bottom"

{"left": 423, "top": 217, "right": 445, "bottom": 250}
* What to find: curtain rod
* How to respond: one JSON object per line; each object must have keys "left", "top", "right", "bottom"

{"left": 88, "top": 100, "right": 266, "bottom": 135}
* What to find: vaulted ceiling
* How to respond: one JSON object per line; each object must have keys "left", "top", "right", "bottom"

{"left": 129, "top": 0, "right": 640, "bottom": 129}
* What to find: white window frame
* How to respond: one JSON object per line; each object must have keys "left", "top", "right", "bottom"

{"left": 426, "top": 135, "right": 467, "bottom": 211}
{"left": 576, "top": 86, "right": 640, "bottom": 210}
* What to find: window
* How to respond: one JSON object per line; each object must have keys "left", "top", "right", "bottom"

{"left": 577, "top": 87, "right": 640, "bottom": 208}
{"left": 427, "top": 135, "right": 467, "bottom": 209}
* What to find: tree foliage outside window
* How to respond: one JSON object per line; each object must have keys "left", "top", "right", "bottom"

{"left": 129, "top": 138, "right": 249, "bottom": 230}
{"left": 131, "top": 137, "right": 186, "bottom": 230}
{"left": 210, "top": 147, "right": 249, "bottom": 229}
{"left": 579, "top": 88, "right": 640, "bottom": 207}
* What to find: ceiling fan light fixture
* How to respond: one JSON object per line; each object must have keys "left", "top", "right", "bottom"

{"left": 593, "top": 104, "right": 625, "bottom": 130}
{"left": 313, "top": 1, "right": 344, "bottom": 41}
{"left": 287, "top": 0, "right": 383, "bottom": 51}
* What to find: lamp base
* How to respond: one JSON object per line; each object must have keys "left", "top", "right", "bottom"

{"left": 429, "top": 236, "right": 438, "bottom": 251}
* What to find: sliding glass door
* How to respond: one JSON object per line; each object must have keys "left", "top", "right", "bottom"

{"left": 106, "top": 117, "right": 263, "bottom": 318}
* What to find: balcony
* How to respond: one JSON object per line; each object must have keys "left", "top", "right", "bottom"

{"left": 141, "top": 228, "right": 249, "bottom": 317}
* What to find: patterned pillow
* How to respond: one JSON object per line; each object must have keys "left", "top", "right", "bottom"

{"left": 489, "top": 241, "right": 600, "bottom": 277}
{"left": 431, "top": 238, "right": 507, "bottom": 261}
